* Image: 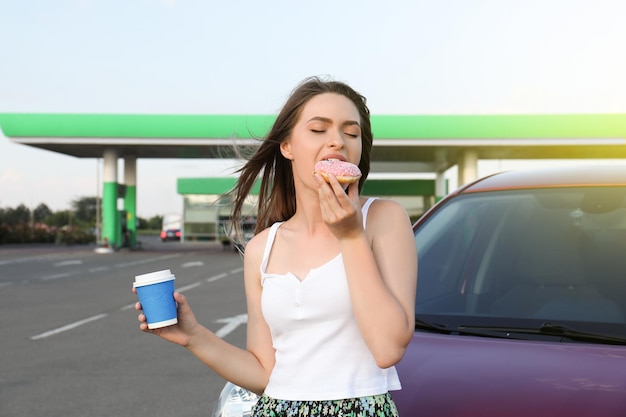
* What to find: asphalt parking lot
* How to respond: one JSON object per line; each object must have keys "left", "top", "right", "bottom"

{"left": 0, "top": 237, "right": 247, "bottom": 417}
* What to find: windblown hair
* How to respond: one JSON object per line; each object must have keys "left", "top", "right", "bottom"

{"left": 229, "top": 76, "right": 373, "bottom": 245}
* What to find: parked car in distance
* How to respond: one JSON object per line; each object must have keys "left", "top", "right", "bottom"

{"left": 160, "top": 228, "right": 181, "bottom": 242}
{"left": 161, "top": 213, "right": 182, "bottom": 242}
{"left": 211, "top": 165, "right": 626, "bottom": 417}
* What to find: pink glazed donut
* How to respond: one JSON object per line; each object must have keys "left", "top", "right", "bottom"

{"left": 314, "top": 160, "right": 362, "bottom": 184}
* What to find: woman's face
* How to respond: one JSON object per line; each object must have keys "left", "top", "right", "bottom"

{"left": 280, "top": 93, "right": 362, "bottom": 188}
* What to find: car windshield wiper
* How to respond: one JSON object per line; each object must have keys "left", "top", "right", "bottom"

{"left": 415, "top": 317, "right": 540, "bottom": 339}
{"left": 457, "top": 322, "right": 626, "bottom": 345}
{"left": 414, "top": 317, "right": 451, "bottom": 333}
{"left": 538, "top": 322, "right": 626, "bottom": 345}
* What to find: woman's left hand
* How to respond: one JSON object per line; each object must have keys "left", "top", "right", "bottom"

{"left": 314, "top": 172, "right": 363, "bottom": 240}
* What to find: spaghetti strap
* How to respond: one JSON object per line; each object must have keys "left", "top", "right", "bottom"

{"left": 260, "top": 222, "right": 283, "bottom": 274}
{"left": 361, "top": 197, "right": 378, "bottom": 229}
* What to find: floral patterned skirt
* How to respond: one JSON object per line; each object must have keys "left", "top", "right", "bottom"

{"left": 251, "top": 392, "right": 399, "bottom": 417}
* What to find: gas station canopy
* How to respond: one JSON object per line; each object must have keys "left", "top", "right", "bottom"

{"left": 1, "top": 112, "right": 625, "bottom": 248}
{"left": 2, "top": 113, "right": 625, "bottom": 172}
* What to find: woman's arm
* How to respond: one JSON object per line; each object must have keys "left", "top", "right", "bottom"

{"left": 316, "top": 175, "right": 417, "bottom": 368}
{"left": 135, "top": 230, "right": 275, "bottom": 395}
{"left": 343, "top": 199, "right": 417, "bottom": 368}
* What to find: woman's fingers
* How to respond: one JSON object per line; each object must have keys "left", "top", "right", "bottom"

{"left": 315, "top": 172, "right": 361, "bottom": 234}
{"left": 346, "top": 180, "right": 359, "bottom": 203}
{"left": 173, "top": 291, "right": 186, "bottom": 304}
{"left": 138, "top": 312, "right": 151, "bottom": 332}
{"left": 316, "top": 174, "right": 340, "bottom": 220}
{"left": 316, "top": 173, "right": 347, "bottom": 206}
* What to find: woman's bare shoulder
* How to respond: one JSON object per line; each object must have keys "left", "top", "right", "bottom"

{"left": 243, "top": 226, "right": 271, "bottom": 266}
{"left": 366, "top": 198, "right": 413, "bottom": 236}
{"left": 367, "top": 197, "right": 410, "bottom": 220}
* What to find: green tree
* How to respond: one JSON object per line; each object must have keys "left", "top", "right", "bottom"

{"left": 148, "top": 215, "right": 163, "bottom": 230}
{"left": 136, "top": 217, "right": 149, "bottom": 229}
{"left": 45, "top": 210, "right": 71, "bottom": 228}
{"left": 33, "top": 203, "right": 53, "bottom": 223}
{"left": 71, "top": 196, "right": 98, "bottom": 225}
{"left": 3, "top": 204, "right": 31, "bottom": 225}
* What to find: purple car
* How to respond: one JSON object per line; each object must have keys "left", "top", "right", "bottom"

{"left": 393, "top": 165, "right": 626, "bottom": 416}
{"left": 211, "top": 165, "right": 626, "bottom": 417}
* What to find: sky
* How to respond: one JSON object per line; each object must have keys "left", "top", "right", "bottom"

{"left": 1, "top": 0, "right": 625, "bottom": 218}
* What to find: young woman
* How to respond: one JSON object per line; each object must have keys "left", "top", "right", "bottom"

{"left": 135, "top": 76, "right": 417, "bottom": 416}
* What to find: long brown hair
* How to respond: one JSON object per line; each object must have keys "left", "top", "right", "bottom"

{"left": 229, "top": 76, "right": 373, "bottom": 243}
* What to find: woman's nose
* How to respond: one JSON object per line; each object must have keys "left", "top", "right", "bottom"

{"left": 327, "top": 129, "right": 344, "bottom": 148}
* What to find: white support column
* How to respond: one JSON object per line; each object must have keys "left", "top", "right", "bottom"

{"left": 457, "top": 149, "right": 478, "bottom": 187}
{"left": 435, "top": 173, "right": 447, "bottom": 201}
{"left": 124, "top": 156, "right": 136, "bottom": 187}
{"left": 102, "top": 149, "right": 119, "bottom": 248}
{"left": 124, "top": 156, "right": 137, "bottom": 247}
{"left": 434, "top": 149, "right": 448, "bottom": 201}
{"left": 103, "top": 149, "right": 118, "bottom": 184}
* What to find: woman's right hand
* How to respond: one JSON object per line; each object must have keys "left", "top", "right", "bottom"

{"left": 134, "top": 290, "right": 200, "bottom": 348}
{"left": 314, "top": 172, "right": 363, "bottom": 240}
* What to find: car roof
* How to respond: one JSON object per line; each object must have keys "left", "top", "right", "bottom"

{"left": 461, "top": 164, "right": 626, "bottom": 194}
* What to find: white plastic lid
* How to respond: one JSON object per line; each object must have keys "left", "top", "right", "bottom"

{"left": 133, "top": 269, "right": 175, "bottom": 287}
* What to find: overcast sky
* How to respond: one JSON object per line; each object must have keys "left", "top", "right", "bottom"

{"left": 1, "top": 0, "right": 625, "bottom": 218}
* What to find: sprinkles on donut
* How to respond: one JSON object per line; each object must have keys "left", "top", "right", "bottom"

{"left": 314, "top": 160, "right": 362, "bottom": 184}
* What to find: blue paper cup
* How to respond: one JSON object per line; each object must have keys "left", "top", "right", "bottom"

{"left": 133, "top": 269, "right": 177, "bottom": 329}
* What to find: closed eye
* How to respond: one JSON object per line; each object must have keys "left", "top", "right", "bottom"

{"left": 311, "top": 129, "right": 325, "bottom": 134}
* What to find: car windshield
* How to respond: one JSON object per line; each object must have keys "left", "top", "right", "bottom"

{"left": 415, "top": 186, "right": 626, "bottom": 340}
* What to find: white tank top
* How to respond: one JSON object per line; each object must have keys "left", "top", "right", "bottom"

{"left": 260, "top": 198, "right": 401, "bottom": 401}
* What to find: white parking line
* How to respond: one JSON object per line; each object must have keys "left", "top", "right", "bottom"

{"left": 0, "top": 254, "right": 60, "bottom": 266}
{"left": 114, "top": 254, "right": 181, "bottom": 269}
{"left": 30, "top": 313, "right": 109, "bottom": 340}
{"left": 177, "top": 282, "right": 203, "bottom": 293}
{"left": 181, "top": 261, "right": 204, "bottom": 268}
{"left": 54, "top": 260, "right": 83, "bottom": 267}
{"left": 207, "top": 272, "right": 228, "bottom": 282}
{"left": 215, "top": 314, "right": 248, "bottom": 338}
{"left": 230, "top": 267, "right": 243, "bottom": 274}
{"left": 120, "top": 303, "right": 135, "bottom": 311}
{"left": 41, "top": 273, "right": 72, "bottom": 281}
